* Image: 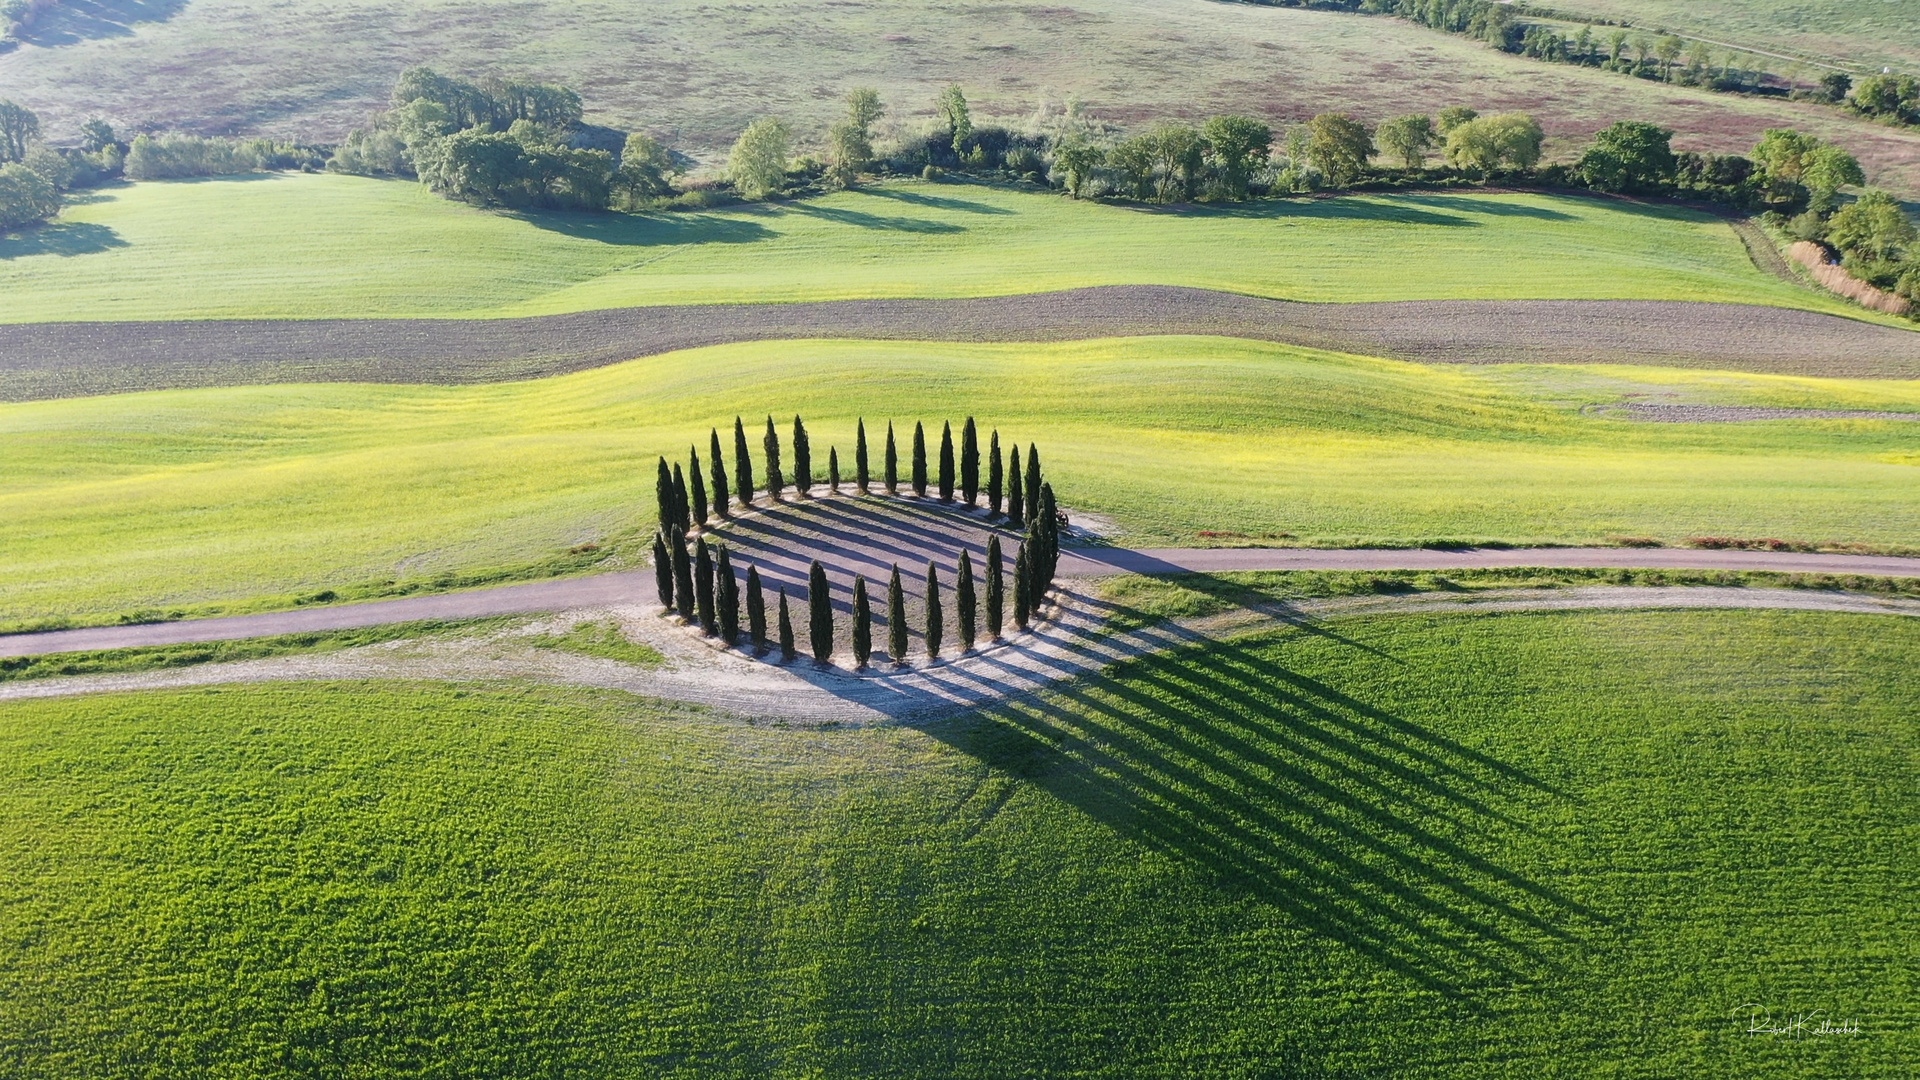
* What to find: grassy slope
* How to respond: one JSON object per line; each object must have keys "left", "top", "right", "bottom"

{"left": 0, "top": 174, "right": 1867, "bottom": 322}
{"left": 3, "top": 0, "right": 1917, "bottom": 192}
{"left": 1540, "top": 0, "right": 1920, "bottom": 72}
{"left": 0, "top": 609, "right": 1911, "bottom": 1076}
{"left": 4, "top": 337, "right": 1919, "bottom": 625}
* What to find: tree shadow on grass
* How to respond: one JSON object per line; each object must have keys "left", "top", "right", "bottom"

{"left": 783, "top": 202, "right": 967, "bottom": 234}
{"left": 0, "top": 221, "right": 127, "bottom": 259}
{"left": 1394, "top": 193, "right": 1579, "bottom": 221}
{"left": 510, "top": 208, "right": 776, "bottom": 247}
{"left": 18, "top": 0, "right": 186, "bottom": 46}
{"left": 856, "top": 187, "right": 1016, "bottom": 215}
{"left": 918, "top": 631, "right": 1603, "bottom": 997}
{"left": 1135, "top": 198, "right": 1477, "bottom": 228}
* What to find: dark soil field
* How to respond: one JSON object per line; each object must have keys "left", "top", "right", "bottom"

{"left": 5, "top": 287, "right": 1918, "bottom": 399}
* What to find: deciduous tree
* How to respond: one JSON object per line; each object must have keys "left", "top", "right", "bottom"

{"left": 1306, "top": 113, "right": 1374, "bottom": 187}
{"left": 1202, "top": 114, "right": 1272, "bottom": 200}
{"left": 1377, "top": 114, "right": 1435, "bottom": 170}
{"left": 728, "top": 117, "right": 791, "bottom": 200}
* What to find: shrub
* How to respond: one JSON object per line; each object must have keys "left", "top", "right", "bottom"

{"left": 0, "top": 161, "right": 58, "bottom": 230}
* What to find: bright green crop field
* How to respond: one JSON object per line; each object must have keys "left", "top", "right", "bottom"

{"left": 6, "top": 336, "right": 1919, "bottom": 627}
{"left": 0, "top": 173, "right": 1866, "bottom": 322}
{"left": 0, "top": 608, "right": 1911, "bottom": 1076}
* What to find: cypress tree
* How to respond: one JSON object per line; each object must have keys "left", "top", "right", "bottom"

{"left": 960, "top": 417, "right": 979, "bottom": 506}
{"left": 709, "top": 429, "right": 729, "bottom": 519}
{"left": 855, "top": 419, "right": 870, "bottom": 493}
{"left": 1013, "top": 542, "right": 1031, "bottom": 630}
{"left": 716, "top": 546, "right": 739, "bottom": 644}
{"left": 828, "top": 447, "right": 841, "bottom": 494}
{"left": 671, "top": 527, "right": 694, "bottom": 622}
{"left": 987, "top": 431, "right": 1003, "bottom": 516}
{"left": 887, "top": 564, "right": 907, "bottom": 664}
{"left": 746, "top": 566, "right": 767, "bottom": 652}
{"left": 851, "top": 575, "right": 872, "bottom": 668}
{"left": 671, "top": 463, "right": 691, "bottom": 532}
{"left": 652, "top": 530, "right": 673, "bottom": 610}
{"left": 655, "top": 457, "right": 675, "bottom": 533}
{"left": 937, "top": 421, "right": 955, "bottom": 502}
{"left": 985, "top": 535, "right": 1004, "bottom": 638}
{"left": 956, "top": 550, "right": 976, "bottom": 652}
{"left": 911, "top": 421, "right": 928, "bottom": 497}
{"left": 1038, "top": 482, "right": 1059, "bottom": 589}
{"left": 1025, "top": 443, "right": 1042, "bottom": 526}
{"left": 694, "top": 537, "right": 716, "bottom": 635}
{"left": 924, "top": 561, "right": 943, "bottom": 659}
{"left": 777, "top": 587, "right": 796, "bottom": 661}
{"left": 763, "top": 416, "right": 784, "bottom": 498}
{"left": 733, "top": 416, "right": 754, "bottom": 508}
{"left": 807, "top": 560, "right": 833, "bottom": 663}
{"left": 792, "top": 415, "right": 812, "bottom": 497}
{"left": 884, "top": 422, "right": 899, "bottom": 494}
{"left": 1006, "top": 446, "right": 1024, "bottom": 529}
{"left": 689, "top": 447, "right": 708, "bottom": 526}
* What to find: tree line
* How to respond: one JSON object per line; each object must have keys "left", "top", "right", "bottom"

{"left": 649, "top": 415, "right": 1063, "bottom": 669}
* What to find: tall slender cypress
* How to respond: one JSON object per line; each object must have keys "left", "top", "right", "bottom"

{"left": 807, "top": 560, "right": 833, "bottom": 663}
{"left": 792, "top": 415, "right": 811, "bottom": 497}
{"left": 694, "top": 537, "right": 716, "bottom": 635}
{"left": 987, "top": 431, "right": 1003, "bottom": 516}
{"left": 884, "top": 422, "right": 899, "bottom": 494}
{"left": 689, "top": 447, "right": 708, "bottom": 526}
{"left": 851, "top": 575, "right": 872, "bottom": 668}
{"left": 911, "top": 422, "right": 928, "bottom": 497}
{"left": 1006, "top": 446, "right": 1025, "bottom": 529}
{"left": 671, "top": 527, "right": 694, "bottom": 622}
{"left": 937, "top": 421, "right": 955, "bottom": 502}
{"left": 956, "top": 550, "right": 976, "bottom": 652}
{"left": 828, "top": 448, "right": 840, "bottom": 494}
{"left": 960, "top": 417, "right": 979, "bottom": 506}
{"left": 924, "top": 561, "right": 943, "bottom": 659}
{"left": 763, "top": 416, "right": 784, "bottom": 498}
{"left": 733, "top": 417, "right": 754, "bottom": 508}
{"left": 855, "top": 419, "right": 870, "bottom": 493}
{"left": 709, "top": 429, "right": 729, "bottom": 519}
{"left": 1013, "top": 542, "right": 1031, "bottom": 629}
{"left": 1038, "top": 482, "right": 1059, "bottom": 589}
{"left": 716, "top": 547, "right": 739, "bottom": 643}
{"left": 1025, "top": 443, "right": 1042, "bottom": 526}
{"left": 777, "top": 587, "right": 795, "bottom": 661}
{"left": 887, "top": 564, "right": 907, "bottom": 664}
{"left": 655, "top": 457, "right": 675, "bottom": 532}
{"left": 985, "top": 535, "right": 1004, "bottom": 638}
{"left": 671, "top": 463, "right": 691, "bottom": 532}
{"left": 747, "top": 566, "right": 767, "bottom": 652}
{"left": 652, "top": 531, "right": 673, "bottom": 610}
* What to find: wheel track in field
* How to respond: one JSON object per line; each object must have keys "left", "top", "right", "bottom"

{"left": 5, "top": 286, "right": 1920, "bottom": 400}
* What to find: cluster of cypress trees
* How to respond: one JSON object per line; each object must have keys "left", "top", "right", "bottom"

{"left": 649, "top": 415, "right": 1063, "bottom": 668}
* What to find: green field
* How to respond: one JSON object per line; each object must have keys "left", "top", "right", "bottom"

{"left": 4, "top": 336, "right": 1918, "bottom": 627}
{"left": 0, "top": 174, "right": 1862, "bottom": 322}
{"left": 1, "top": 608, "right": 1910, "bottom": 1076}
{"left": 1540, "top": 0, "right": 1920, "bottom": 73}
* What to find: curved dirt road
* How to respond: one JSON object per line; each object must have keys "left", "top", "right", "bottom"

{"left": 6, "top": 287, "right": 1920, "bottom": 399}
{"left": 5, "top": 541, "right": 1917, "bottom": 659}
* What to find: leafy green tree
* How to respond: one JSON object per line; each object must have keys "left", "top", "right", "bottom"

{"left": 728, "top": 118, "right": 791, "bottom": 200}
{"left": 1377, "top": 114, "right": 1435, "bottom": 170}
{"left": 1605, "top": 30, "right": 1628, "bottom": 65}
{"left": 1006, "top": 446, "right": 1024, "bottom": 528}
{"left": 762, "top": 415, "right": 784, "bottom": 498}
{"left": 1145, "top": 122, "right": 1206, "bottom": 202}
{"left": 855, "top": 418, "right": 871, "bottom": 493}
{"left": 808, "top": 561, "right": 833, "bottom": 663}
{"left": 1202, "top": 115, "right": 1272, "bottom": 200}
{"left": 924, "top": 562, "right": 943, "bottom": 659}
{"left": 985, "top": 535, "right": 1004, "bottom": 638}
{"left": 80, "top": 119, "right": 117, "bottom": 154}
{"left": 851, "top": 574, "right": 872, "bottom": 667}
{"left": 709, "top": 430, "right": 729, "bottom": 519}
{"left": 0, "top": 99, "right": 39, "bottom": 163}
{"left": 956, "top": 550, "right": 976, "bottom": 651}
{"left": 1820, "top": 72, "right": 1853, "bottom": 103}
{"left": 958, "top": 417, "right": 980, "bottom": 506}
{"left": 827, "top": 87, "right": 884, "bottom": 188}
{"left": 1436, "top": 106, "right": 1478, "bottom": 136}
{"left": 1013, "top": 542, "right": 1031, "bottom": 629}
{"left": 747, "top": 566, "right": 767, "bottom": 651}
{"left": 1578, "top": 121, "right": 1676, "bottom": 194}
{"left": 1828, "top": 190, "right": 1916, "bottom": 262}
{"left": 885, "top": 422, "right": 899, "bottom": 494}
{"left": 695, "top": 537, "right": 716, "bottom": 635}
{"left": 911, "top": 421, "right": 929, "bottom": 497}
{"left": 777, "top": 587, "right": 796, "bottom": 661}
{"left": 987, "top": 431, "right": 1003, "bottom": 515}
{"left": 792, "top": 415, "right": 812, "bottom": 496}
{"left": 1106, "top": 135, "right": 1157, "bottom": 201}
{"left": 652, "top": 531, "right": 673, "bottom": 609}
{"left": 1445, "top": 113, "right": 1544, "bottom": 174}
{"left": 937, "top": 421, "right": 955, "bottom": 501}
{"left": 671, "top": 527, "right": 694, "bottom": 622}
{"left": 1306, "top": 113, "right": 1374, "bottom": 188}
{"left": 614, "top": 132, "right": 676, "bottom": 207}
{"left": 716, "top": 546, "right": 739, "bottom": 643}
{"left": 1803, "top": 145, "right": 1866, "bottom": 212}
{"left": 887, "top": 564, "right": 908, "bottom": 663}
{"left": 1655, "top": 34, "right": 1684, "bottom": 80}
{"left": 937, "top": 85, "right": 972, "bottom": 156}
{"left": 733, "top": 417, "right": 754, "bottom": 507}
{"left": 1051, "top": 137, "right": 1103, "bottom": 199}
{"left": 0, "top": 161, "right": 57, "bottom": 231}
{"left": 688, "top": 446, "right": 708, "bottom": 525}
